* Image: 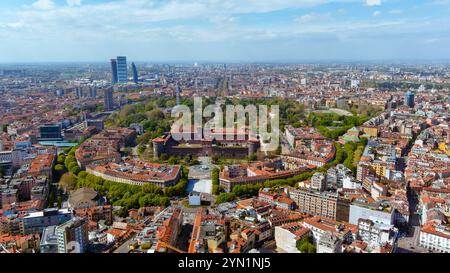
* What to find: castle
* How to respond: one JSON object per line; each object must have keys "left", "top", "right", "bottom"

{"left": 152, "top": 128, "right": 261, "bottom": 160}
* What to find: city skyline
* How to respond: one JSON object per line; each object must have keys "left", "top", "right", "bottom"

{"left": 1, "top": 0, "right": 450, "bottom": 62}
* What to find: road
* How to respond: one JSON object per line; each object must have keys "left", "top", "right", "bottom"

{"left": 113, "top": 237, "right": 136, "bottom": 253}
{"left": 396, "top": 177, "right": 429, "bottom": 253}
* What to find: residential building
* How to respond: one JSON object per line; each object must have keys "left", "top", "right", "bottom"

{"left": 419, "top": 220, "right": 450, "bottom": 253}
{"left": 357, "top": 218, "right": 398, "bottom": 250}
{"left": 56, "top": 217, "right": 89, "bottom": 253}
{"left": 274, "top": 223, "right": 311, "bottom": 253}
{"left": 317, "top": 231, "right": 343, "bottom": 253}
{"left": 289, "top": 187, "right": 350, "bottom": 221}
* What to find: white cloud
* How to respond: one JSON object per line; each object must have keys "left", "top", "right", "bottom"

{"left": 389, "top": 9, "right": 402, "bottom": 14}
{"left": 66, "top": 0, "right": 82, "bottom": 7}
{"left": 422, "top": 38, "right": 440, "bottom": 44}
{"left": 366, "top": 0, "right": 381, "bottom": 6}
{"left": 295, "top": 13, "right": 332, "bottom": 23}
{"left": 373, "top": 11, "right": 381, "bottom": 17}
{"left": 32, "top": 0, "right": 55, "bottom": 10}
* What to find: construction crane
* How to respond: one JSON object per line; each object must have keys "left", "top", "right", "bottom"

{"left": 158, "top": 241, "right": 187, "bottom": 253}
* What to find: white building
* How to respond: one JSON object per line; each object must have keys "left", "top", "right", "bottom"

{"left": 317, "top": 231, "right": 342, "bottom": 253}
{"left": 349, "top": 202, "right": 394, "bottom": 226}
{"left": 357, "top": 219, "right": 397, "bottom": 249}
{"left": 351, "top": 80, "right": 360, "bottom": 88}
{"left": 371, "top": 182, "right": 388, "bottom": 200}
{"left": 419, "top": 221, "right": 450, "bottom": 253}
{"left": 274, "top": 223, "right": 310, "bottom": 253}
{"left": 311, "top": 172, "right": 327, "bottom": 192}
{"left": 342, "top": 176, "right": 363, "bottom": 190}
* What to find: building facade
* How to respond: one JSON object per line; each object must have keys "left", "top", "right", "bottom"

{"left": 116, "top": 56, "right": 128, "bottom": 84}
{"left": 56, "top": 217, "right": 89, "bottom": 253}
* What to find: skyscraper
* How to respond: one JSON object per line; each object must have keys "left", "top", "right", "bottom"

{"left": 131, "top": 62, "right": 139, "bottom": 84}
{"left": 405, "top": 91, "right": 415, "bottom": 108}
{"left": 116, "top": 56, "right": 128, "bottom": 83}
{"left": 75, "top": 87, "right": 83, "bottom": 98}
{"left": 110, "top": 59, "right": 118, "bottom": 84}
{"left": 104, "top": 87, "right": 114, "bottom": 111}
{"left": 89, "top": 86, "right": 97, "bottom": 98}
{"left": 55, "top": 217, "right": 88, "bottom": 253}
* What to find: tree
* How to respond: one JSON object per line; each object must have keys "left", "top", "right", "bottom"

{"left": 247, "top": 153, "right": 257, "bottom": 162}
{"left": 78, "top": 171, "right": 88, "bottom": 179}
{"left": 167, "top": 156, "right": 179, "bottom": 165}
{"left": 216, "top": 192, "right": 236, "bottom": 204}
{"left": 59, "top": 173, "right": 77, "bottom": 192}
{"left": 211, "top": 155, "right": 220, "bottom": 164}
{"left": 159, "top": 153, "right": 169, "bottom": 161}
{"left": 57, "top": 155, "right": 66, "bottom": 164}
{"left": 70, "top": 166, "right": 81, "bottom": 175}
{"left": 212, "top": 168, "right": 220, "bottom": 195}
{"left": 54, "top": 164, "right": 66, "bottom": 179}
{"left": 296, "top": 234, "right": 316, "bottom": 253}
{"left": 137, "top": 144, "right": 146, "bottom": 155}
{"left": 68, "top": 161, "right": 78, "bottom": 171}
{"left": 141, "top": 242, "right": 152, "bottom": 250}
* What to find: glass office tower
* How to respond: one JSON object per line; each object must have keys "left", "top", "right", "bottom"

{"left": 116, "top": 56, "right": 128, "bottom": 84}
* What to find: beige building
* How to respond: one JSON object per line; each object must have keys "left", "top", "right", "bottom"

{"left": 289, "top": 188, "right": 350, "bottom": 221}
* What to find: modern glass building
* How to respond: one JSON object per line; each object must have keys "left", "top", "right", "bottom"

{"left": 104, "top": 87, "right": 114, "bottom": 111}
{"left": 39, "top": 124, "right": 62, "bottom": 141}
{"left": 405, "top": 91, "right": 415, "bottom": 108}
{"left": 89, "top": 86, "right": 97, "bottom": 98}
{"left": 116, "top": 56, "right": 128, "bottom": 83}
{"left": 131, "top": 62, "right": 138, "bottom": 84}
{"left": 56, "top": 217, "right": 89, "bottom": 253}
{"left": 110, "top": 59, "right": 118, "bottom": 84}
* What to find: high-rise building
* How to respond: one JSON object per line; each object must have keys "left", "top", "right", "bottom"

{"left": 89, "top": 87, "right": 97, "bottom": 98}
{"left": 405, "top": 91, "right": 415, "bottom": 108}
{"left": 116, "top": 56, "right": 128, "bottom": 83}
{"left": 56, "top": 217, "right": 89, "bottom": 253}
{"left": 75, "top": 87, "right": 83, "bottom": 98}
{"left": 104, "top": 88, "right": 114, "bottom": 111}
{"left": 110, "top": 59, "right": 118, "bottom": 84}
{"left": 131, "top": 62, "right": 138, "bottom": 84}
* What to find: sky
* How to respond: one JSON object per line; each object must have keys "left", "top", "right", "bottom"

{"left": 0, "top": 0, "right": 450, "bottom": 62}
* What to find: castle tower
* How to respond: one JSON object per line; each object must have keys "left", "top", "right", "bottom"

{"left": 248, "top": 139, "right": 260, "bottom": 156}
{"left": 152, "top": 138, "right": 165, "bottom": 160}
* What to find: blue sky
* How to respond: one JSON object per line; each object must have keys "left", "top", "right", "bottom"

{"left": 0, "top": 0, "right": 450, "bottom": 62}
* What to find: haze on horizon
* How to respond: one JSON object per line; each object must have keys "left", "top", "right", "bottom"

{"left": 0, "top": 0, "right": 450, "bottom": 63}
